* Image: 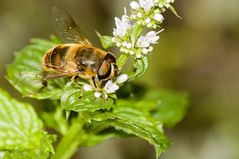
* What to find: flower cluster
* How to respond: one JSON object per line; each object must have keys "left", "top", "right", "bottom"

{"left": 130, "top": 0, "right": 174, "bottom": 28}
{"left": 83, "top": 74, "right": 128, "bottom": 98}
{"left": 112, "top": 0, "right": 175, "bottom": 58}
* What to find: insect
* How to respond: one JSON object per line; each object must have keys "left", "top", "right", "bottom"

{"left": 42, "top": 7, "right": 118, "bottom": 89}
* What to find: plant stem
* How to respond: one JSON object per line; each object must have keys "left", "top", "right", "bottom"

{"left": 51, "top": 116, "right": 86, "bottom": 159}
{"left": 117, "top": 54, "right": 128, "bottom": 71}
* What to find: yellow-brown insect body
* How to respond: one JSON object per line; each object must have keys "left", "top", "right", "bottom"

{"left": 41, "top": 7, "right": 118, "bottom": 89}
{"left": 42, "top": 44, "right": 118, "bottom": 87}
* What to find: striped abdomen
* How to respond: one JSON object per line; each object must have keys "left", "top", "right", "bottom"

{"left": 42, "top": 44, "right": 71, "bottom": 72}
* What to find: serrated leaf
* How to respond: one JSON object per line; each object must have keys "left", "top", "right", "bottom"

{"left": 7, "top": 36, "right": 67, "bottom": 100}
{"left": 89, "top": 101, "right": 170, "bottom": 158}
{"left": 80, "top": 89, "right": 188, "bottom": 158}
{"left": 61, "top": 86, "right": 114, "bottom": 112}
{"left": 0, "top": 88, "right": 55, "bottom": 159}
{"left": 96, "top": 31, "right": 114, "bottom": 49}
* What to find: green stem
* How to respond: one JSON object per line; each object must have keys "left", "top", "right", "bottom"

{"left": 117, "top": 53, "right": 128, "bottom": 71}
{"left": 52, "top": 116, "right": 86, "bottom": 159}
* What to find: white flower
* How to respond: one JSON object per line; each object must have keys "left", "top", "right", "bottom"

{"left": 136, "top": 53, "right": 142, "bottom": 58}
{"left": 137, "top": 36, "right": 150, "bottom": 48}
{"left": 139, "top": 0, "right": 155, "bottom": 12}
{"left": 83, "top": 84, "right": 93, "bottom": 91}
{"left": 130, "top": 1, "right": 140, "bottom": 10}
{"left": 126, "top": 43, "right": 132, "bottom": 49}
{"left": 144, "top": 17, "right": 151, "bottom": 24}
{"left": 104, "top": 80, "right": 119, "bottom": 94}
{"left": 94, "top": 91, "right": 102, "bottom": 98}
{"left": 148, "top": 46, "right": 153, "bottom": 52}
{"left": 113, "top": 15, "right": 132, "bottom": 38}
{"left": 137, "top": 12, "right": 143, "bottom": 18}
{"left": 116, "top": 74, "right": 128, "bottom": 84}
{"left": 130, "top": 50, "right": 135, "bottom": 55}
{"left": 136, "top": 31, "right": 159, "bottom": 48}
{"left": 142, "top": 48, "right": 148, "bottom": 54}
{"left": 153, "top": 13, "right": 164, "bottom": 22}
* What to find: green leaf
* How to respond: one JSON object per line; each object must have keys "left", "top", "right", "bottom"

{"left": 61, "top": 86, "right": 114, "bottom": 112}
{"left": 96, "top": 31, "right": 114, "bottom": 49}
{"left": 41, "top": 106, "right": 69, "bottom": 136}
{"left": 129, "top": 56, "right": 148, "bottom": 80}
{"left": 0, "top": 88, "right": 55, "bottom": 159}
{"left": 169, "top": 5, "right": 182, "bottom": 19}
{"left": 7, "top": 36, "right": 66, "bottom": 100}
{"left": 89, "top": 101, "right": 170, "bottom": 158}
{"left": 80, "top": 89, "right": 188, "bottom": 158}
{"left": 143, "top": 90, "right": 188, "bottom": 127}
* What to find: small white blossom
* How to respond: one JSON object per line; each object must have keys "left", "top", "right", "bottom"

{"left": 153, "top": 13, "right": 164, "bottom": 22}
{"left": 116, "top": 74, "right": 128, "bottom": 84}
{"left": 144, "top": 17, "right": 151, "bottom": 24}
{"left": 146, "top": 23, "right": 153, "bottom": 28}
{"left": 104, "top": 80, "right": 119, "bottom": 94}
{"left": 112, "top": 37, "right": 117, "bottom": 42}
{"left": 165, "top": 3, "right": 170, "bottom": 8}
{"left": 137, "top": 37, "right": 150, "bottom": 47}
{"left": 136, "top": 31, "right": 159, "bottom": 48}
{"left": 142, "top": 48, "right": 148, "bottom": 54}
{"left": 136, "top": 53, "right": 142, "bottom": 58}
{"left": 145, "top": 31, "right": 160, "bottom": 43}
{"left": 131, "top": 14, "right": 137, "bottom": 19}
{"left": 154, "top": 9, "right": 160, "bottom": 13}
{"left": 113, "top": 15, "right": 132, "bottom": 38}
{"left": 148, "top": 46, "right": 153, "bottom": 52}
{"left": 130, "top": 1, "right": 140, "bottom": 10}
{"left": 126, "top": 43, "right": 132, "bottom": 49}
{"left": 139, "top": 0, "right": 155, "bottom": 12}
{"left": 94, "top": 91, "right": 102, "bottom": 98}
{"left": 137, "top": 12, "right": 143, "bottom": 18}
{"left": 116, "top": 42, "right": 121, "bottom": 47}
{"left": 83, "top": 84, "right": 93, "bottom": 91}
{"left": 120, "top": 47, "right": 125, "bottom": 52}
{"left": 130, "top": 50, "right": 135, "bottom": 55}
{"left": 158, "top": 3, "right": 164, "bottom": 8}
{"left": 122, "top": 41, "right": 128, "bottom": 47}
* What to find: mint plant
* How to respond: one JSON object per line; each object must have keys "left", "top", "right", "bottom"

{"left": 0, "top": 0, "right": 188, "bottom": 159}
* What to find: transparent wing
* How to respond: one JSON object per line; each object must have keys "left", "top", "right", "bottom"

{"left": 51, "top": 7, "right": 92, "bottom": 45}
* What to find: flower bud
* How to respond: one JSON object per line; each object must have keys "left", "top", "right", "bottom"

{"left": 94, "top": 91, "right": 102, "bottom": 98}
{"left": 154, "top": 13, "right": 164, "bottom": 22}
{"left": 116, "top": 74, "right": 128, "bottom": 84}
{"left": 142, "top": 48, "right": 148, "bottom": 54}
{"left": 130, "top": 1, "right": 140, "bottom": 10}
{"left": 83, "top": 84, "right": 93, "bottom": 91}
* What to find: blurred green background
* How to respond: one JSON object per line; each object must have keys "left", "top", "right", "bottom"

{"left": 1, "top": 0, "right": 239, "bottom": 159}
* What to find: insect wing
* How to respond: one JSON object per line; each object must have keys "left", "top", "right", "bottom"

{"left": 51, "top": 7, "right": 92, "bottom": 45}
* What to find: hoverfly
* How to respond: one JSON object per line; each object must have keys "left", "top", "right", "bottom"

{"left": 42, "top": 7, "right": 118, "bottom": 89}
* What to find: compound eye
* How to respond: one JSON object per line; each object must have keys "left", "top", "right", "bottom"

{"left": 97, "top": 60, "right": 111, "bottom": 80}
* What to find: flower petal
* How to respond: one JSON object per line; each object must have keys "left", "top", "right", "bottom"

{"left": 136, "top": 36, "right": 150, "bottom": 47}
{"left": 83, "top": 84, "right": 93, "bottom": 91}
{"left": 116, "top": 74, "right": 128, "bottom": 84}
{"left": 94, "top": 91, "right": 102, "bottom": 98}
{"left": 104, "top": 80, "right": 119, "bottom": 94}
{"left": 139, "top": 0, "right": 154, "bottom": 12}
{"left": 130, "top": 1, "right": 140, "bottom": 10}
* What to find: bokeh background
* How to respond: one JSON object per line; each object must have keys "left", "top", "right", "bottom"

{"left": 1, "top": 0, "right": 239, "bottom": 159}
